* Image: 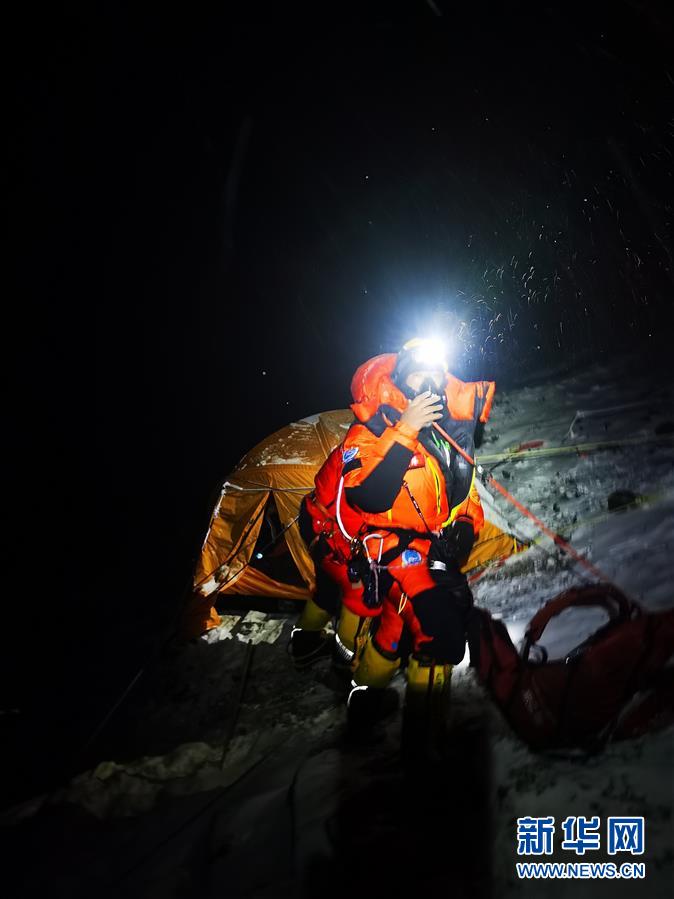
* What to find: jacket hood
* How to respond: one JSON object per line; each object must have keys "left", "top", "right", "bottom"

{"left": 350, "top": 354, "right": 496, "bottom": 426}
{"left": 349, "top": 353, "right": 410, "bottom": 422}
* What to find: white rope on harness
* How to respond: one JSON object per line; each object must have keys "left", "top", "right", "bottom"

{"left": 362, "top": 533, "right": 384, "bottom": 563}
{"left": 335, "top": 475, "right": 353, "bottom": 542}
{"left": 361, "top": 533, "right": 386, "bottom": 609}
{"left": 335, "top": 478, "right": 388, "bottom": 608}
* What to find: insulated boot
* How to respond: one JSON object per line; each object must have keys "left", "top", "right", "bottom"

{"left": 289, "top": 627, "right": 335, "bottom": 670}
{"left": 401, "top": 655, "right": 453, "bottom": 766}
{"left": 346, "top": 638, "right": 400, "bottom": 735}
{"left": 289, "top": 598, "right": 335, "bottom": 670}
{"left": 346, "top": 684, "right": 400, "bottom": 735}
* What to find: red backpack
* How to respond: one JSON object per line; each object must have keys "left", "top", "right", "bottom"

{"left": 469, "top": 584, "right": 674, "bottom": 751}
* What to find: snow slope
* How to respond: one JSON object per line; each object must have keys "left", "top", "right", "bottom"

{"left": 4, "top": 358, "right": 673, "bottom": 898}
{"left": 466, "top": 360, "right": 674, "bottom": 897}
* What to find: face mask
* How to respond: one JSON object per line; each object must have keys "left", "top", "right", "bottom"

{"left": 417, "top": 377, "right": 447, "bottom": 412}
{"left": 399, "top": 371, "right": 445, "bottom": 403}
{"left": 417, "top": 377, "right": 437, "bottom": 395}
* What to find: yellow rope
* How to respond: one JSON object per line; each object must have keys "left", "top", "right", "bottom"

{"left": 476, "top": 433, "right": 673, "bottom": 465}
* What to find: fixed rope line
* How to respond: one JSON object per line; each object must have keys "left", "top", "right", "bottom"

{"left": 432, "top": 422, "right": 613, "bottom": 584}
{"left": 563, "top": 400, "right": 656, "bottom": 441}
{"left": 59, "top": 510, "right": 303, "bottom": 804}
{"left": 528, "top": 489, "right": 666, "bottom": 549}
{"left": 476, "top": 432, "right": 673, "bottom": 465}
{"left": 54, "top": 507, "right": 302, "bottom": 794}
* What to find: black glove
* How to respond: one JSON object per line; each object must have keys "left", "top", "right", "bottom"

{"left": 347, "top": 545, "right": 370, "bottom": 584}
{"left": 412, "top": 581, "right": 474, "bottom": 662}
{"left": 362, "top": 566, "right": 394, "bottom": 610}
{"left": 438, "top": 518, "right": 475, "bottom": 566}
{"left": 312, "top": 532, "right": 332, "bottom": 564}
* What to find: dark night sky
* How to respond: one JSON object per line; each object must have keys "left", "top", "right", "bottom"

{"left": 6, "top": 1, "right": 674, "bottom": 801}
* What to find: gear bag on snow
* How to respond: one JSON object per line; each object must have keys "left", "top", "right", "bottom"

{"left": 468, "top": 584, "right": 674, "bottom": 751}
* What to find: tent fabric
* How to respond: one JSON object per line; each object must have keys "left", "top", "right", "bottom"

{"left": 465, "top": 519, "right": 523, "bottom": 571}
{"left": 194, "top": 484, "right": 269, "bottom": 595}
{"left": 226, "top": 565, "right": 309, "bottom": 600}
{"left": 184, "top": 410, "right": 526, "bottom": 638}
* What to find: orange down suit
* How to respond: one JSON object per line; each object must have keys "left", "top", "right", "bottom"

{"left": 341, "top": 354, "right": 495, "bottom": 662}
{"left": 300, "top": 444, "right": 377, "bottom": 618}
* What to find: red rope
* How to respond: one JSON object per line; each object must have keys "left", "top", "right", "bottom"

{"left": 432, "top": 421, "right": 611, "bottom": 583}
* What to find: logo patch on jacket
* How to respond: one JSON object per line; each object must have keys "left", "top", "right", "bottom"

{"left": 342, "top": 446, "right": 359, "bottom": 464}
{"left": 401, "top": 549, "right": 423, "bottom": 567}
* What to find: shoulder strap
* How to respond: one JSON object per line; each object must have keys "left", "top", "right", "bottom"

{"left": 523, "top": 584, "right": 638, "bottom": 656}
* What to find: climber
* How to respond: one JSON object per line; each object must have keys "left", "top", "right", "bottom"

{"left": 341, "top": 337, "right": 495, "bottom": 760}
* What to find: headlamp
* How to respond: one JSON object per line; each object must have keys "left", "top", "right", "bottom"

{"left": 400, "top": 337, "right": 449, "bottom": 372}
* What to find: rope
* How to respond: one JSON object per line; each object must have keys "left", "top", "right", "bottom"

{"left": 335, "top": 475, "right": 353, "bottom": 542}
{"left": 432, "top": 422, "right": 614, "bottom": 584}
{"left": 564, "top": 400, "right": 656, "bottom": 441}
{"left": 529, "top": 489, "right": 667, "bottom": 550}
{"left": 114, "top": 725, "right": 342, "bottom": 886}
{"left": 44, "top": 509, "right": 301, "bottom": 801}
{"left": 220, "top": 641, "right": 255, "bottom": 768}
{"left": 112, "top": 737, "right": 291, "bottom": 887}
{"left": 476, "top": 432, "right": 673, "bottom": 465}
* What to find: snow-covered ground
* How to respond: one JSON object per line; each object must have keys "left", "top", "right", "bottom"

{"left": 468, "top": 360, "right": 674, "bottom": 897}
{"left": 5, "top": 358, "right": 673, "bottom": 898}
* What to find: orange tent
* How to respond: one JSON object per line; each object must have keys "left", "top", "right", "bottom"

{"left": 184, "top": 410, "right": 526, "bottom": 638}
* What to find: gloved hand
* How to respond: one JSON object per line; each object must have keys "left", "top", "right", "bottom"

{"left": 399, "top": 389, "right": 444, "bottom": 432}
{"left": 312, "top": 532, "right": 332, "bottom": 564}
{"left": 438, "top": 518, "right": 475, "bottom": 566}
{"left": 347, "top": 545, "right": 370, "bottom": 584}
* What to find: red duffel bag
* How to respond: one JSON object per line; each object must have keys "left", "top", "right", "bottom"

{"left": 469, "top": 584, "right": 674, "bottom": 751}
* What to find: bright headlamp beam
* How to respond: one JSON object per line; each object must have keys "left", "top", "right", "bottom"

{"left": 406, "top": 337, "right": 448, "bottom": 371}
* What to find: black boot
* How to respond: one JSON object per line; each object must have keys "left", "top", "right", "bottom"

{"left": 346, "top": 684, "right": 400, "bottom": 736}
{"left": 289, "top": 627, "right": 335, "bottom": 670}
